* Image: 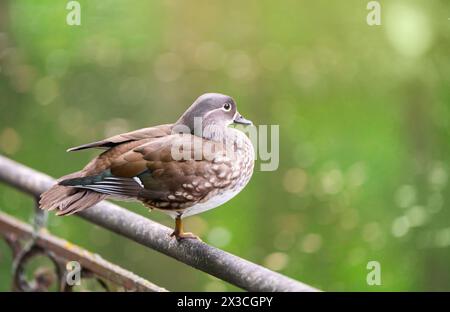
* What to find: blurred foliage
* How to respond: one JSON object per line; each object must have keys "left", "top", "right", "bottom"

{"left": 0, "top": 0, "right": 449, "bottom": 291}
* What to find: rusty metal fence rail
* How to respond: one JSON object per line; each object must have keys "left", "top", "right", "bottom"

{"left": 0, "top": 155, "right": 318, "bottom": 292}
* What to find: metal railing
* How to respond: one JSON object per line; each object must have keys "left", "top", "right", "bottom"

{"left": 0, "top": 155, "right": 318, "bottom": 292}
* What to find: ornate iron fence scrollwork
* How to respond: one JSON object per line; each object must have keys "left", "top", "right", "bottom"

{"left": 0, "top": 211, "right": 166, "bottom": 292}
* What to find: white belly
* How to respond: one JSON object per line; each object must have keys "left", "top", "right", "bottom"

{"left": 156, "top": 187, "right": 242, "bottom": 219}
{"left": 182, "top": 188, "right": 242, "bottom": 218}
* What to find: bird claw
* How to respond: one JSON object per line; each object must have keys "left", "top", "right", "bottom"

{"left": 170, "top": 231, "right": 202, "bottom": 241}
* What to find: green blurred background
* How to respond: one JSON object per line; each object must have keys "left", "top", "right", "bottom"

{"left": 0, "top": 0, "right": 449, "bottom": 291}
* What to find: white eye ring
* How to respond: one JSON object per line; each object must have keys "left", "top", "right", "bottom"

{"left": 223, "top": 103, "right": 232, "bottom": 111}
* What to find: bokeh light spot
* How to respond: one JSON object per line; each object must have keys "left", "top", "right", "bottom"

{"left": 391, "top": 216, "right": 410, "bottom": 237}
{"left": 34, "top": 76, "right": 59, "bottom": 106}
{"left": 283, "top": 168, "right": 308, "bottom": 194}
{"left": 207, "top": 227, "right": 231, "bottom": 247}
{"left": 263, "top": 252, "right": 289, "bottom": 271}
{"left": 0, "top": 128, "right": 21, "bottom": 155}
{"left": 321, "top": 169, "right": 344, "bottom": 195}
{"left": 406, "top": 206, "right": 427, "bottom": 227}
{"left": 395, "top": 185, "right": 416, "bottom": 209}
{"left": 300, "top": 233, "right": 322, "bottom": 254}
{"left": 385, "top": 3, "right": 433, "bottom": 58}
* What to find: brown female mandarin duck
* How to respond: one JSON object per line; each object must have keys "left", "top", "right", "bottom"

{"left": 39, "top": 93, "right": 255, "bottom": 240}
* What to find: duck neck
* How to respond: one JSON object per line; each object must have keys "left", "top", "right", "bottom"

{"left": 174, "top": 117, "right": 229, "bottom": 142}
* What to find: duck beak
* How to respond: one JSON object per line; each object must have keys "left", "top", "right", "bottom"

{"left": 233, "top": 113, "right": 253, "bottom": 125}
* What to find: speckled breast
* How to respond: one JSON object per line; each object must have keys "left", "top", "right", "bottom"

{"left": 142, "top": 128, "right": 255, "bottom": 218}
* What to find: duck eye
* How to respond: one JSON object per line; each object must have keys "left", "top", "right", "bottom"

{"left": 223, "top": 103, "right": 231, "bottom": 111}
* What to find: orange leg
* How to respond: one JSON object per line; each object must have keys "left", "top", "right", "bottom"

{"left": 170, "top": 215, "right": 201, "bottom": 241}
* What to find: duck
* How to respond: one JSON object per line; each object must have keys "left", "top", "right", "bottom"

{"left": 39, "top": 93, "right": 255, "bottom": 240}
